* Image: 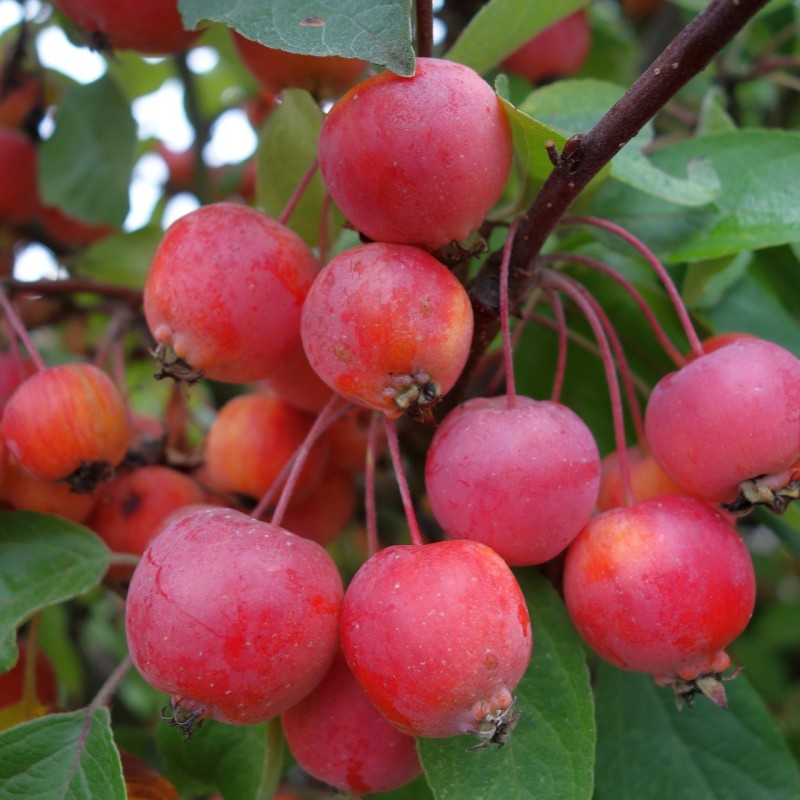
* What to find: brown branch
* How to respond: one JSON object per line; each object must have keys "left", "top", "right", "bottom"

{"left": 469, "top": 0, "right": 770, "bottom": 333}
{"left": 415, "top": 0, "right": 435, "bottom": 59}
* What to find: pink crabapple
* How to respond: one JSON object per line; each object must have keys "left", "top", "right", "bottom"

{"left": 318, "top": 57, "right": 513, "bottom": 250}
{"left": 340, "top": 539, "right": 532, "bottom": 744}
{"left": 644, "top": 337, "right": 800, "bottom": 509}
{"left": 281, "top": 652, "right": 422, "bottom": 794}
{"left": 144, "top": 203, "right": 319, "bottom": 384}
{"left": 301, "top": 242, "right": 474, "bottom": 421}
{"left": 563, "top": 494, "right": 756, "bottom": 706}
{"left": 425, "top": 395, "right": 601, "bottom": 566}
{"left": 125, "top": 507, "right": 344, "bottom": 730}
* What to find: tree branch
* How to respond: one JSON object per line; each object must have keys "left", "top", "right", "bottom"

{"left": 469, "top": 0, "right": 770, "bottom": 323}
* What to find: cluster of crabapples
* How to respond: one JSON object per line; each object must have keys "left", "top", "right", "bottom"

{"left": 1, "top": 5, "right": 800, "bottom": 796}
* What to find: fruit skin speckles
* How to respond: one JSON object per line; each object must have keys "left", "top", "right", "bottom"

{"left": 340, "top": 539, "right": 532, "bottom": 741}
{"left": 318, "top": 57, "right": 513, "bottom": 250}
{"left": 125, "top": 507, "right": 343, "bottom": 729}
{"left": 301, "top": 242, "right": 474, "bottom": 420}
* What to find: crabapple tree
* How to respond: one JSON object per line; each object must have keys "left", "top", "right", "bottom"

{"left": 1, "top": 1, "right": 799, "bottom": 799}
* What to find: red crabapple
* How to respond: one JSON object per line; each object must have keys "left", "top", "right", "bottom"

{"left": 301, "top": 243, "right": 474, "bottom": 421}
{"left": 87, "top": 465, "right": 206, "bottom": 579}
{"left": 563, "top": 495, "right": 755, "bottom": 706}
{"left": 0, "top": 638, "right": 58, "bottom": 709}
{"left": 281, "top": 652, "right": 422, "bottom": 794}
{"left": 125, "top": 507, "right": 343, "bottom": 729}
{"left": 231, "top": 31, "right": 367, "bottom": 99}
{"left": 340, "top": 539, "right": 532, "bottom": 743}
{"left": 203, "top": 392, "right": 328, "bottom": 505}
{"left": 425, "top": 395, "right": 600, "bottom": 565}
{"left": 258, "top": 343, "right": 334, "bottom": 415}
{"left": 318, "top": 57, "right": 513, "bottom": 250}
{"left": 50, "top": 0, "right": 201, "bottom": 55}
{"left": 0, "top": 127, "right": 38, "bottom": 225}
{"left": 2, "top": 362, "right": 130, "bottom": 491}
{"left": 144, "top": 203, "right": 319, "bottom": 384}
{"left": 501, "top": 10, "right": 591, "bottom": 84}
{"left": 645, "top": 337, "right": 800, "bottom": 507}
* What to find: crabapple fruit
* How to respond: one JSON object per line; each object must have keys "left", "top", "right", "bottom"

{"left": 301, "top": 243, "right": 474, "bottom": 421}
{"left": 596, "top": 445, "right": 685, "bottom": 511}
{"left": 563, "top": 495, "right": 755, "bottom": 705}
{"left": 144, "top": 203, "right": 319, "bottom": 384}
{"left": 2, "top": 362, "right": 130, "bottom": 491}
{"left": 125, "top": 507, "right": 344, "bottom": 728}
{"left": 0, "top": 639, "right": 58, "bottom": 708}
{"left": 203, "top": 392, "right": 328, "bottom": 505}
{"left": 501, "top": 10, "right": 591, "bottom": 84}
{"left": 425, "top": 395, "right": 600, "bottom": 565}
{"left": 51, "top": 0, "right": 201, "bottom": 55}
{"left": 281, "top": 652, "right": 422, "bottom": 794}
{"left": 231, "top": 31, "right": 367, "bottom": 99}
{"left": 645, "top": 337, "right": 800, "bottom": 505}
{"left": 87, "top": 465, "right": 206, "bottom": 579}
{"left": 340, "top": 539, "right": 532, "bottom": 742}
{"left": 318, "top": 57, "right": 513, "bottom": 250}
{"left": 0, "top": 127, "right": 38, "bottom": 224}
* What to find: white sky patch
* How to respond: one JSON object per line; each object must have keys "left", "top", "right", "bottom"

{"left": 204, "top": 108, "right": 257, "bottom": 166}
{"left": 162, "top": 193, "right": 201, "bottom": 228}
{"left": 14, "top": 243, "right": 63, "bottom": 281}
{"left": 124, "top": 153, "right": 168, "bottom": 232}
{"left": 36, "top": 25, "right": 107, "bottom": 83}
{"left": 187, "top": 46, "right": 219, "bottom": 74}
{"left": 132, "top": 78, "right": 194, "bottom": 151}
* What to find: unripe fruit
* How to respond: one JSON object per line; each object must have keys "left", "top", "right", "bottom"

{"left": 203, "top": 392, "right": 328, "bottom": 504}
{"left": 51, "top": 0, "right": 201, "bottom": 55}
{"left": 231, "top": 32, "right": 367, "bottom": 99}
{"left": 501, "top": 10, "right": 591, "bottom": 84}
{"left": 281, "top": 653, "right": 422, "bottom": 794}
{"left": 341, "top": 539, "right": 532, "bottom": 742}
{"left": 125, "top": 507, "right": 343, "bottom": 727}
{"left": 318, "top": 57, "right": 513, "bottom": 249}
{"left": 645, "top": 337, "right": 800, "bottom": 503}
{"left": 301, "top": 243, "right": 474, "bottom": 420}
{"left": 425, "top": 396, "right": 600, "bottom": 566}
{"left": 144, "top": 203, "right": 319, "bottom": 384}
{"left": 596, "top": 445, "right": 685, "bottom": 512}
{"left": 563, "top": 495, "right": 755, "bottom": 704}
{"left": 2, "top": 362, "right": 130, "bottom": 490}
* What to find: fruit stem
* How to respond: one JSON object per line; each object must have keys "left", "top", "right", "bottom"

{"left": 547, "top": 288, "right": 567, "bottom": 404}
{"left": 365, "top": 410, "right": 382, "bottom": 556}
{"left": 543, "top": 271, "right": 635, "bottom": 505}
{"left": 21, "top": 615, "right": 41, "bottom": 708}
{"left": 560, "top": 216, "right": 704, "bottom": 358}
{"left": 88, "top": 654, "right": 132, "bottom": 712}
{"left": 500, "top": 219, "right": 520, "bottom": 409}
{"left": 0, "top": 287, "right": 46, "bottom": 371}
{"left": 416, "top": 0, "right": 435, "bottom": 58}
{"left": 278, "top": 156, "right": 319, "bottom": 227}
{"left": 255, "top": 718, "right": 286, "bottom": 800}
{"left": 270, "top": 393, "right": 346, "bottom": 528}
{"left": 539, "top": 251, "right": 688, "bottom": 368}
{"left": 384, "top": 417, "right": 424, "bottom": 547}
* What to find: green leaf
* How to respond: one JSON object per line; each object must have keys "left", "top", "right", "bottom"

{"left": 39, "top": 76, "right": 136, "bottom": 227}
{"left": 595, "top": 664, "right": 800, "bottom": 800}
{"left": 178, "top": 0, "right": 415, "bottom": 76}
{"left": 446, "top": 0, "right": 587, "bottom": 75}
{"left": 77, "top": 226, "right": 162, "bottom": 288}
{"left": 651, "top": 130, "right": 800, "bottom": 261}
{"left": 0, "top": 512, "right": 109, "bottom": 673}
{"left": 256, "top": 88, "right": 342, "bottom": 246}
{"left": 521, "top": 80, "right": 719, "bottom": 207}
{"left": 157, "top": 717, "right": 271, "bottom": 799}
{"left": 419, "top": 569, "right": 594, "bottom": 800}
{"left": 0, "top": 708, "right": 125, "bottom": 799}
